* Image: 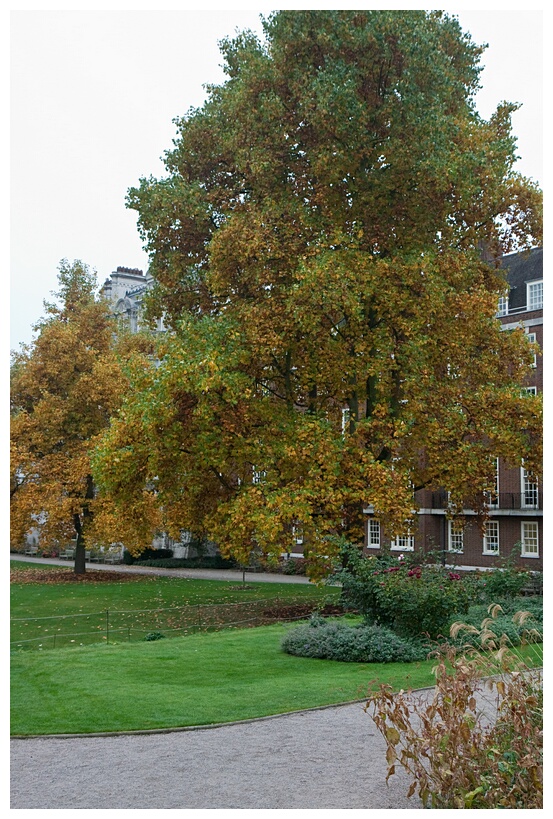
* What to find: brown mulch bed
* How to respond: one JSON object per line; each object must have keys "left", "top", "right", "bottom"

{"left": 10, "top": 568, "right": 147, "bottom": 585}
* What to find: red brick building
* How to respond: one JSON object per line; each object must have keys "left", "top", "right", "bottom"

{"left": 364, "top": 248, "right": 543, "bottom": 571}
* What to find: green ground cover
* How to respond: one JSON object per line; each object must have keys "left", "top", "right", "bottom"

{"left": 11, "top": 619, "right": 542, "bottom": 737}
{"left": 11, "top": 560, "right": 338, "bottom": 648}
{"left": 10, "top": 621, "right": 439, "bottom": 735}
{"left": 10, "top": 561, "right": 542, "bottom": 737}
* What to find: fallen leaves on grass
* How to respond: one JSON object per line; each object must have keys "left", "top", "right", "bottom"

{"left": 10, "top": 568, "right": 146, "bottom": 585}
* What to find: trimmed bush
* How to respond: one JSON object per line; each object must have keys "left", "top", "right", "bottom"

{"left": 131, "top": 555, "right": 237, "bottom": 569}
{"left": 281, "top": 615, "right": 429, "bottom": 663}
{"left": 123, "top": 547, "right": 174, "bottom": 564}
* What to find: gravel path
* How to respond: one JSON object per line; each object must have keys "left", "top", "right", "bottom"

{"left": 12, "top": 554, "right": 312, "bottom": 584}
{"left": 10, "top": 702, "right": 422, "bottom": 809}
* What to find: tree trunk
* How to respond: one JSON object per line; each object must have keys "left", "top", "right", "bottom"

{"left": 74, "top": 539, "right": 87, "bottom": 574}
{"left": 72, "top": 474, "right": 95, "bottom": 574}
{"left": 73, "top": 514, "right": 86, "bottom": 574}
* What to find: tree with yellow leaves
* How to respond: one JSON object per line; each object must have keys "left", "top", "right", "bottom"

{"left": 10, "top": 259, "right": 154, "bottom": 573}
{"left": 94, "top": 11, "right": 542, "bottom": 578}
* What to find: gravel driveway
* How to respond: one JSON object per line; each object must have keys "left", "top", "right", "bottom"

{"left": 11, "top": 702, "right": 422, "bottom": 809}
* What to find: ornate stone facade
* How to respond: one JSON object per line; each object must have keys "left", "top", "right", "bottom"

{"left": 100, "top": 266, "right": 164, "bottom": 333}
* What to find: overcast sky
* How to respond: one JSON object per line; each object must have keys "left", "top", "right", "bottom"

{"left": 10, "top": 4, "right": 543, "bottom": 351}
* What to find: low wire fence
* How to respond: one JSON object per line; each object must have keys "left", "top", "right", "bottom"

{"left": 10, "top": 597, "right": 337, "bottom": 652}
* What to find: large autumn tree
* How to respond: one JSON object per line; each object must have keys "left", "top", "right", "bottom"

{"left": 10, "top": 260, "right": 154, "bottom": 573}
{"left": 94, "top": 11, "right": 542, "bottom": 578}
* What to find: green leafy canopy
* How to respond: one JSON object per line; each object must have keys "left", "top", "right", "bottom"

{"left": 94, "top": 11, "right": 542, "bottom": 577}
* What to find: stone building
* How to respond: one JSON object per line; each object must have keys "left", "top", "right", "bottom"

{"left": 100, "top": 266, "right": 165, "bottom": 333}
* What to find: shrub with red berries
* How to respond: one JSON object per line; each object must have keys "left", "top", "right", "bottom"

{"left": 337, "top": 546, "right": 474, "bottom": 639}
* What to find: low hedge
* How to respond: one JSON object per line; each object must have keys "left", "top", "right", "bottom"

{"left": 281, "top": 615, "right": 430, "bottom": 663}
{"left": 282, "top": 596, "right": 543, "bottom": 664}
{"left": 123, "top": 548, "right": 174, "bottom": 564}
{"left": 130, "top": 555, "right": 237, "bottom": 569}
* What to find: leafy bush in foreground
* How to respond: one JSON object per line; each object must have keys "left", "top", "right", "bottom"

{"left": 367, "top": 605, "right": 543, "bottom": 808}
{"left": 281, "top": 615, "right": 429, "bottom": 663}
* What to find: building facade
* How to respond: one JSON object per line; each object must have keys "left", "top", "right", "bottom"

{"left": 364, "top": 248, "right": 543, "bottom": 570}
{"left": 100, "top": 266, "right": 165, "bottom": 333}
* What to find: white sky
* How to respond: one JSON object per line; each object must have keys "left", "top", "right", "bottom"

{"left": 9, "top": 4, "right": 544, "bottom": 351}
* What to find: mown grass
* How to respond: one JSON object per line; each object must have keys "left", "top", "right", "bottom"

{"left": 11, "top": 559, "right": 338, "bottom": 647}
{"left": 10, "top": 559, "right": 328, "bottom": 611}
{"left": 10, "top": 620, "right": 440, "bottom": 736}
{"left": 10, "top": 561, "right": 542, "bottom": 737}
{"left": 10, "top": 559, "right": 63, "bottom": 571}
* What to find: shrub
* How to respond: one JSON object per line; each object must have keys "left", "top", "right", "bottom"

{"left": 335, "top": 546, "right": 474, "bottom": 639}
{"left": 278, "top": 557, "right": 308, "bottom": 575}
{"left": 470, "top": 547, "right": 541, "bottom": 603}
{"left": 474, "top": 568, "right": 531, "bottom": 602}
{"left": 131, "top": 555, "right": 237, "bottom": 569}
{"left": 123, "top": 547, "right": 174, "bottom": 564}
{"left": 447, "top": 598, "right": 542, "bottom": 649}
{"left": 144, "top": 632, "right": 166, "bottom": 641}
{"left": 502, "top": 594, "right": 543, "bottom": 623}
{"left": 281, "top": 615, "right": 429, "bottom": 663}
{"left": 367, "top": 605, "right": 543, "bottom": 808}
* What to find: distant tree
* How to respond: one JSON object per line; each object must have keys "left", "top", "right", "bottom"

{"left": 10, "top": 259, "right": 154, "bottom": 573}
{"left": 94, "top": 11, "right": 542, "bottom": 578}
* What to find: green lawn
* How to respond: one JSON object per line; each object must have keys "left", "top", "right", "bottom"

{"left": 10, "top": 621, "right": 439, "bottom": 735}
{"left": 10, "top": 559, "right": 329, "bottom": 611}
{"left": 11, "top": 560, "right": 339, "bottom": 648}
{"left": 10, "top": 561, "right": 542, "bottom": 737}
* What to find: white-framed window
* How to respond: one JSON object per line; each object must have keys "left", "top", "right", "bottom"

{"left": 497, "top": 294, "right": 509, "bottom": 316}
{"left": 367, "top": 519, "right": 381, "bottom": 549}
{"left": 252, "top": 468, "right": 266, "bottom": 485}
{"left": 483, "top": 520, "right": 500, "bottom": 554}
{"left": 292, "top": 524, "right": 304, "bottom": 546}
{"left": 521, "top": 521, "right": 539, "bottom": 557}
{"left": 524, "top": 386, "right": 537, "bottom": 396}
{"left": 527, "top": 280, "right": 543, "bottom": 311}
{"left": 526, "top": 331, "right": 538, "bottom": 367}
{"left": 521, "top": 467, "right": 539, "bottom": 509}
{"left": 486, "top": 457, "right": 499, "bottom": 507}
{"left": 391, "top": 532, "right": 414, "bottom": 551}
{"left": 448, "top": 519, "right": 464, "bottom": 553}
